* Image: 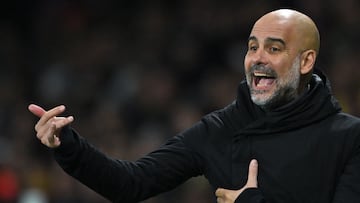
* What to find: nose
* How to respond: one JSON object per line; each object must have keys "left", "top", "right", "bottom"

{"left": 249, "top": 48, "right": 268, "bottom": 66}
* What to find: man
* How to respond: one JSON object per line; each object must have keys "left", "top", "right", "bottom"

{"left": 29, "top": 9, "right": 360, "bottom": 202}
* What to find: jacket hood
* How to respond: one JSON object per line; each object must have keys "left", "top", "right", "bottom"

{"left": 232, "top": 68, "right": 341, "bottom": 136}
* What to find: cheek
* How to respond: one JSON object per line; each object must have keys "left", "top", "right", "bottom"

{"left": 275, "top": 62, "right": 292, "bottom": 77}
{"left": 269, "top": 57, "right": 293, "bottom": 76}
{"left": 244, "top": 55, "right": 251, "bottom": 71}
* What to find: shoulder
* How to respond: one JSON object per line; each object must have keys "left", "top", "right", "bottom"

{"left": 180, "top": 102, "right": 237, "bottom": 145}
{"left": 201, "top": 101, "right": 239, "bottom": 130}
{"left": 332, "top": 112, "right": 360, "bottom": 130}
{"left": 329, "top": 112, "right": 360, "bottom": 148}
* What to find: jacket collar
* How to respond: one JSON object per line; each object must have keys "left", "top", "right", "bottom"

{"left": 233, "top": 68, "right": 341, "bottom": 136}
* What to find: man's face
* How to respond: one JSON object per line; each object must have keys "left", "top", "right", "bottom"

{"left": 244, "top": 15, "right": 302, "bottom": 109}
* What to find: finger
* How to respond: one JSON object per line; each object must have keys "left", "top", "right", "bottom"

{"left": 49, "top": 122, "right": 57, "bottom": 142}
{"left": 35, "top": 116, "right": 74, "bottom": 146}
{"left": 215, "top": 188, "right": 225, "bottom": 197}
{"left": 41, "top": 135, "right": 60, "bottom": 148}
{"left": 247, "top": 159, "right": 258, "bottom": 187}
{"left": 37, "top": 105, "right": 66, "bottom": 127}
{"left": 39, "top": 121, "right": 57, "bottom": 141}
{"left": 53, "top": 116, "right": 74, "bottom": 129}
{"left": 43, "top": 117, "right": 74, "bottom": 140}
{"left": 48, "top": 123, "right": 60, "bottom": 147}
{"left": 28, "top": 104, "right": 46, "bottom": 117}
{"left": 42, "top": 122, "right": 61, "bottom": 148}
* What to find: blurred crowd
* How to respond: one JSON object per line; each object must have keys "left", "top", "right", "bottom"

{"left": 0, "top": 0, "right": 359, "bottom": 202}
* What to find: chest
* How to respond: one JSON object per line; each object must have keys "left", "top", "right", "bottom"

{"left": 203, "top": 124, "right": 353, "bottom": 201}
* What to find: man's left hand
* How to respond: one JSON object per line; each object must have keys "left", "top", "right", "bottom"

{"left": 215, "top": 159, "right": 258, "bottom": 203}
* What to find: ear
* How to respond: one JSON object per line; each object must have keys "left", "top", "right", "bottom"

{"left": 300, "top": 50, "right": 316, "bottom": 75}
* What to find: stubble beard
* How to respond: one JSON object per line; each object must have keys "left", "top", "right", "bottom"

{"left": 246, "top": 55, "right": 301, "bottom": 110}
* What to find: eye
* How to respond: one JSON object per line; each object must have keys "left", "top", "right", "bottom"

{"left": 248, "top": 45, "right": 258, "bottom": 52}
{"left": 269, "top": 46, "right": 280, "bottom": 52}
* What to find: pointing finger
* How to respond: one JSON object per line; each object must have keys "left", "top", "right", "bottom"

{"left": 247, "top": 159, "right": 258, "bottom": 187}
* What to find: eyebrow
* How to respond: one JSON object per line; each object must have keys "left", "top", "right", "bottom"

{"left": 248, "top": 36, "right": 258, "bottom": 43}
{"left": 266, "top": 37, "right": 286, "bottom": 46}
{"left": 248, "top": 36, "right": 286, "bottom": 47}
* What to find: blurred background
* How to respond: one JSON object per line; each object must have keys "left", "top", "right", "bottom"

{"left": 0, "top": 0, "right": 359, "bottom": 202}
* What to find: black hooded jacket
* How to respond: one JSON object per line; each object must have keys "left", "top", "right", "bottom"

{"left": 54, "top": 71, "right": 360, "bottom": 203}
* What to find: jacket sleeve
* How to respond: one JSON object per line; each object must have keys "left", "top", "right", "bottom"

{"left": 235, "top": 188, "right": 266, "bottom": 203}
{"left": 53, "top": 126, "right": 204, "bottom": 203}
{"left": 332, "top": 137, "right": 360, "bottom": 203}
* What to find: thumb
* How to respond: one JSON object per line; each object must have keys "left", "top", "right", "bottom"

{"left": 215, "top": 188, "right": 226, "bottom": 197}
{"left": 247, "top": 159, "right": 258, "bottom": 187}
{"left": 28, "top": 104, "right": 46, "bottom": 118}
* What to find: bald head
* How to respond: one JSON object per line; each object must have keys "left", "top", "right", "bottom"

{"left": 254, "top": 9, "right": 320, "bottom": 54}
{"left": 244, "top": 9, "right": 320, "bottom": 109}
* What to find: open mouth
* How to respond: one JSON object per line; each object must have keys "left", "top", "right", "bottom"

{"left": 253, "top": 72, "right": 276, "bottom": 88}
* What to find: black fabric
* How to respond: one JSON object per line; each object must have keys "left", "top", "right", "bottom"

{"left": 235, "top": 188, "right": 265, "bottom": 203}
{"left": 233, "top": 70, "right": 341, "bottom": 136}
{"left": 53, "top": 70, "right": 360, "bottom": 203}
{"left": 54, "top": 129, "right": 203, "bottom": 202}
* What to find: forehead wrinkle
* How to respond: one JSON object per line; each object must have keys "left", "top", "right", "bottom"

{"left": 250, "top": 24, "right": 292, "bottom": 40}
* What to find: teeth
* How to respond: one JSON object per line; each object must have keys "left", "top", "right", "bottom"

{"left": 254, "top": 73, "right": 268, "bottom": 77}
{"left": 254, "top": 72, "right": 273, "bottom": 77}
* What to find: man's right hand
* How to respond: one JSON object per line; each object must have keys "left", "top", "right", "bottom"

{"left": 28, "top": 104, "right": 74, "bottom": 148}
